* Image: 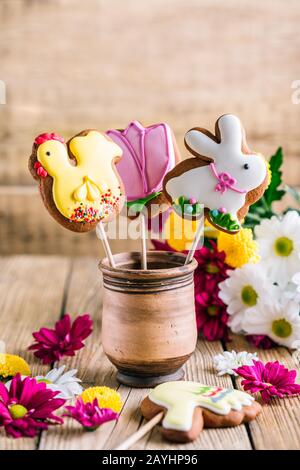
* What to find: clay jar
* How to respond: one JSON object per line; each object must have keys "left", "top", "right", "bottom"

{"left": 99, "top": 251, "right": 198, "bottom": 387}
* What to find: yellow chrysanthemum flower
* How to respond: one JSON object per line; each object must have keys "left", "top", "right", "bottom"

{"left": 0, "top": 354, "right": 31, "bottom": 379}
{"left": 164, "top": 211, "right": 200, "bottom": 252}
{"left": 217, "top": 228, "right": 260, "bottom": 268}
{"left": 204, "top": 219, "right": 220, "bottom": 239}
{"left": 267, "top": 163, "right": 272, "bottom": 188}
{"left": 164, "top": 211, "right": 220, "bottom": 252}
{"left": 80, "top": 386, "right": 123, "bottom": 413}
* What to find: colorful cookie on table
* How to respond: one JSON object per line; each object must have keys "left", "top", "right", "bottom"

{"left": 29, "top": 130, "right": 124, "bottom": 232}
{"left": 141, "top": 381, "right": 261, "bottom": 443}
{"left": 163, "top": 114, "right": 269, "bottom": 233}
{"left": 107, "top": 121, "right": 181, "bottom": 218}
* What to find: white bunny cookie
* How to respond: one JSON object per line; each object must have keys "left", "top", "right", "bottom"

{"left": 163, "top": 114, "right": 268, "bottom": 233}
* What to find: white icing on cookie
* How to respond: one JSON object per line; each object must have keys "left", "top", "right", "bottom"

{"left": 149, "top": 381, "right": 254, "bottom": 432}
{"left": 166, "top": 114, "right": 267, "bottom": 221}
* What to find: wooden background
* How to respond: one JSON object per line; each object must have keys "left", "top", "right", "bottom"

{"left": 0, "top": 0, "right": 300, "bottom": 255}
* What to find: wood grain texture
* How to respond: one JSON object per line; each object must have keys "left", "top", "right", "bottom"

{"left": 1, "top": 0, "right": 300, "bottom": 255}
{"left": 137, "top": 340, "right": 252, "bottom": 450}
{"left": 226, "top": 334, "right": 300, "bottom": 450}
{"left": 1, "top": 256, "right": 299, "bottom": 450}
{"left": 0, "top": 256, "right": 70, "bottom": 450}
{"left": 0, "top": 0, "right": 300, "bottom": 185}
{"left": 39, "top": 257, "right": 133, "bottom": 450}
{"left": 0, "top": 185, "right": 298, "bottom": 256}
{"left": 0, "top": 186, "right": 146, "bottom": 255}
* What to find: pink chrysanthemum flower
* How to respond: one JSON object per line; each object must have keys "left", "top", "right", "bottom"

{"left": 193, "top": 241, "right": 229, "bottom": 281}
{"left": 63, "top": 398, "right": 119, "bottom": 431}
{"left": 246, "top": 334, "right": 276, "bottom": 350}
{"left": 152, "top": 239, "right": 230, "bottom": 341}
{"left": 29, "top": 314, "right": 93, "bottom": 364}
{"left": 235, "top": 360, "right": 300, "bottom": 403}
{"left": 196, "top": 278, "right": 230, "bottom": 341}
{"left": 0, "top": 374, "right": 65, "bottom": 438}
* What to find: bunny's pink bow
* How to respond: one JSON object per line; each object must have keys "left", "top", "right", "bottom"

{"left": 210, "top": 163, "right": 246, "bottom": 195}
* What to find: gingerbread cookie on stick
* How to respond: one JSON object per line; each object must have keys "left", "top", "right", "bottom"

{"left": 116, "top": 381, "right": 261, "bottom": 448}
{"left": 29, "top": 130, "right": 124, "bottom": 232}
{"left": 29, "top": 130, "right": 124, "bottom": 266}
{"left": 107, "top": 120, "right": 180, "bottom": 217}
{"left": 107, "top": 121, "right": 180, "bottom": 269}
{"left": 163, "top": 114, "right": 268, "bottom": 234}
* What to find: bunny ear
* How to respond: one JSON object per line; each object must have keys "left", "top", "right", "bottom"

{"left": 184, "top": 128, "right": 217, "bottom": 161}
{"left": 217, "top": 114, "right": 243, "bottom": 150}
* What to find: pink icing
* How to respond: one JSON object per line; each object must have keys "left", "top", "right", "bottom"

{"left": 107, "top": 121, "right": 176, "bottom": 201}
{"left": 35, "top": 133, "right": 65, "bottom": 146}
{"left": 210, "top": 163, "right": 247, "bottom": 195}
{"left": 34, "top": 161, "right": 47, "bottom": 178}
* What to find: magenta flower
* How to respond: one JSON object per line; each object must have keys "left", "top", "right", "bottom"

{"left": 151, "top": 239, "right": 173, "bottom": 252}
{"left": 196, "top": 278, "right": 230, "bottom": 341}
{"left": 194, "top": 241, "right": 229, "bottom": 281}
{"left": 235, "top": 360, "right": 300, "bottom": 403}
{"left": 152, "top": 239, "right": 230, "bottom": 341}
{"left": 246, "top": 334, "right": 276, "bottom": 350}
{"left": 63, "top": 398, "right": 119, "bottom": 431}
{"left": 0, "top": 374, "right": 65, "bottom": 438}
{"left": 29, "top": 314, "right": 93, "bottom": 364}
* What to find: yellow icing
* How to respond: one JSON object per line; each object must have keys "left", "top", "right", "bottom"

{"left": 37, "top": 131, "right": 123, "bottom": 222}
{"left": 149, "top": 381, "right": 254, "bottom": 432}
{"left": 73, "top": 177, "right": 102, "bottom": 202}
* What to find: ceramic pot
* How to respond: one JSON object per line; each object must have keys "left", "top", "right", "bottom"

{"left": 99, "top": 251, "right": 197, "bottom": 387}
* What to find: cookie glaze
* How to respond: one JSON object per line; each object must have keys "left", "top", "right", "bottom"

{"left": 165, "top": 114, "right": 267, "bottom": 231}
{"left": 107, "top": 121, "right": 176, "bottom": 202}
{"left": 149, "top": 381, "right": 254, "bottom": 432}
{"left": 35, "top": 131, "right": 123, "bottom": 223}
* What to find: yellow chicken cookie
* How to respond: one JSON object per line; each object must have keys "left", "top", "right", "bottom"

{"left": 29, "top": 130, "right": 124, "bottom": 232}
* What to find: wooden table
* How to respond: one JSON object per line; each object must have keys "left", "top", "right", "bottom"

{"left": 1, "top": 256, "right": 300, "bottom": 450}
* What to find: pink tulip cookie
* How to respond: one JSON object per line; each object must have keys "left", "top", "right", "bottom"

{"left": 163, "top": 114, "right": 269, "bottom": 233}
{"left": 107, "top": 121, "right": 180, "bottom": 217}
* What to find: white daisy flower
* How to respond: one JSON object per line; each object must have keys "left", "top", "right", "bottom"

{"left": 218, "top": 263, "right": 277, "bottom": 333}
{"left": 35, "top": 366, "right": 83, "bottom": 399}
{"left": 255, "top": 211, "right": 300, "bottom": 287}
{"left": 213, "top": 350, "right": 258, "bottom": 376}
{"left": 242, "top": 300, "right": 300, "bottom": 349}
{"left": 277, "top": 275, "right": 300, "bottom": 304}
{"left": 292, "top": 272, "right": 300, "bottom": 288}
{"left": 291, "top": 272, "right": 300, "bottom": 296}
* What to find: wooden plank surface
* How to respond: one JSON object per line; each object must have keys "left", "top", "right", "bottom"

{"left": 1, "top": 0, "right": 300, "bottom": 257}
{"left": 131, "top": 340, "right": 251, "bottom": 451}
{"left": 0, "top": 256, "right": 71, "bottom": 450}
{"left": 39, "top": 258, "right": 133, "bottom": 450}
{"left": 0, "top": 186, "right": 147, "bottom": 256}
{"left": 0, "top": 185, "right": 298, "bottom": 256}
{"left": 1, "top": 256, "right": 300, "bottom": 450}
{"left": 227, "top": 335, "right": 300, "bottom": 450}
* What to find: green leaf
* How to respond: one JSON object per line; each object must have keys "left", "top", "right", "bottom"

{"left": 264, "top": 147, "right": 285, "bottom": 207}
{"left": 244, "top": 147, "right": 285, "bottom": 229}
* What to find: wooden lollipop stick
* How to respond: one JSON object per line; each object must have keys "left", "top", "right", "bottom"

{"left": 184, "top": 216, "right": 204, "bottom": 265}
{"left": 114, "top": 411, "right": 164, "bottom": 450}
{"left": 140, "top": 212, "right": 148, "bottom": 270}
{"left": 96, "top": 222, "right": 116, "bottom": 268}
